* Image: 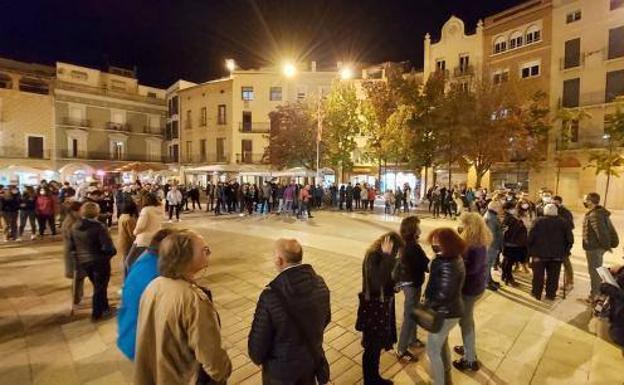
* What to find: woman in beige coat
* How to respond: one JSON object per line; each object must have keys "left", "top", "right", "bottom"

{"left": 134, "top": 229, "right": 231, "bottom": 385}
{"left": 124, "top": 193, "right": 162, "bottom": 275}
{"left": 117, "top": 200, "right": 138, "bottom": 262}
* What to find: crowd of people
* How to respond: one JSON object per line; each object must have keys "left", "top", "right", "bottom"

{"left": 2, "top": 176, "right": 623, "bottom": 384}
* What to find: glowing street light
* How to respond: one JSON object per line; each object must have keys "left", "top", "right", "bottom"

{"left": 225, "top": 59, "right": 236, "bottom": 72}
{"left": 340, "top": 66, "right": 353, "bottom": 80}
{"left": 282, "top": 62, "right": 296, "bottom": 78}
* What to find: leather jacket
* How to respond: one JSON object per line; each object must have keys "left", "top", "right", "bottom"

{"left": 425, "top": 255, "right": 466, "bottom": 318}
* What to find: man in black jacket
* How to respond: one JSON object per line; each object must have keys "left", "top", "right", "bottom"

{"left": 553, "top": 196, "right": 575, "bottom": 291}
{"left": 248, "top": 239, "right": 331, "bottom": 385}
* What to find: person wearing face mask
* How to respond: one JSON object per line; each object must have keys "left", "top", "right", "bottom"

{"left": 395, "top": 216, "right": 430, "bottom": 361}
{"left": 248, "top": 239, "right": 331, "bottom": 385}
{"left": 483, "top": 201, "right": 503, "bottom": 291}
{"left": 535, "top": 191, "right": 553, "bottom": 217}
{"left": 501, "top": 202, "right": 528, "bottom": 287}
{"left": 134, "top": 230, "right": 232, "bottom": 385}
{"left": 2, "top": 184, "right": 21, "bottom": 241}
{"left": 582, "top": 192, "right": 619, "bottom": 304}
{"left": 424, "top": 228, "right": 466, "bottom": 385}
{"left": 35, "top": 187, "right": 57, "bottom": 237}
{"left": 553, "top": 196, "right": 575, "bottom": 292}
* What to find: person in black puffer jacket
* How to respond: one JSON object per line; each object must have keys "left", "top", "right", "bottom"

{"left": 396, "top": 216, "right": 429, "bottom": 360}
{"left": 248, "top": 239, "right": 331, "bottom": 385}
{"left": 528, "top": 204, "right": 573, "bottom": 301}
{"left": 424, "top": 227, "right": 466, "bottom": 385}
{"left": 69, "top": 202, "right": 116, "bottom": 321}
{"left": 501, "top": 202, "right": 528, "bottom": 287}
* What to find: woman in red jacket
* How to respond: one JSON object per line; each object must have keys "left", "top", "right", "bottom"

{"left": 35, "top": 187, "right": 56, "bottom": 237}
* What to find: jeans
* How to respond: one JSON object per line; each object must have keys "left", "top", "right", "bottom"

{"left": 585, "top": 249, "right": 605, "bottom": 297}
{"left": 191, "top": 198, "right": 201, "bottom": 210}
{"left": 398, "top": 285, "right": 421, "bottom": 353}
{"left": 427, "top": 318, "right": 460, "bottom": 385}
{"left": 37, "top": 214, "right": 56, "bottom": 236}
{"left": 82, "top": 260, "right": 111, "bottom": 319}
{"left": 168, "top": 203, "right": 180, "bottom": 220}
{"left": 459, "top": 294, "right": 480, "bottom": 362}
{"left": 3, "top": 211, "right": 18, "bottom": 239}
{"left": 486, "top": 246, "right": 499, "bottom": 283}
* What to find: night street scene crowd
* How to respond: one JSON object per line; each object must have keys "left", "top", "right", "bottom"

{"left": 0, "top": 177, "right": 623, "bottom": 385}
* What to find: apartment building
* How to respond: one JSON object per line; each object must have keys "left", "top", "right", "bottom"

{"left": 482, "top": 0, "right": 554, "bottom": 194}
{"left": 0, "top": 58, "right": 56, "bottom": 185}
{"left": 550, "top": 0, "right": 624, "bottom": 208}
{"left": 165, "top": 80, "right": 196, "bottom": 164}
{"left": 178, "top": 62, "right": 337, "bottom": 183}
{"left": 54, "top": 62, "right": 167, "bottom": 183}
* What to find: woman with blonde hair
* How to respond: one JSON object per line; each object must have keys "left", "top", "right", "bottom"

{"left": 452, "top": 212, "right": 492, "bottom": 372}
{"left": 134, "top": 230, "right": 231, "bottom": 385}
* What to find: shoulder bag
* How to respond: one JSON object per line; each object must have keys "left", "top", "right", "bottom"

{"left": 355, "top": 256, "right": 393, "bottom": 333}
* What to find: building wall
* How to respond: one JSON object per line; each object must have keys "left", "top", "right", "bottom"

{"left": 550, "top": 0, "right": 624, "bottom": 208}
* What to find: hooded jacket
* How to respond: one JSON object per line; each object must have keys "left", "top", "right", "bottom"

{"left": 248, "top": 264, "right": 331, "bottom": 384}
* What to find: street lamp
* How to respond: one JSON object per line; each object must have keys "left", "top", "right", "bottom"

{"left": 339, "top": 66, "right": 353, "bottom": 80}
{"left": 225, "top": 59, "right": 236, "bottom": 72}
{"left": 282, "top": 62, "right": 296, "bottom": 78}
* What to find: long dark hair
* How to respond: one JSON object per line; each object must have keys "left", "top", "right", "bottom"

{"left": 400, "top": 216, "right": 421, "bottom": 244}
{"left": 367, "top": 231, "right": 404, "bottom": 260}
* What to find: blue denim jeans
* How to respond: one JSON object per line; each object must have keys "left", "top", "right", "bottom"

{"left": 398, "top": 285, "right": 421, "bottom": 353}
{"left": 585, "top": 248, "right": 605, "bottom": 297}
{"left": 427, "top": 318, "right": 460, "bottom": 385}
{"left": 459, "top": 294, "right": 480, "bottom": 362}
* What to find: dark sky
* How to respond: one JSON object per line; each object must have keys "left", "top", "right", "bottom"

{"left": 1, "top": 0, "right": 524, "bottom": 88}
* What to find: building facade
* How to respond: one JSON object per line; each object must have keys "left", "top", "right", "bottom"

{"left": 0, "top": 58, "right": 56, "bottom": 185}
{"left": 550, "top": 0, "right": 624, "bottom": 208}
{"left": 54, "top": 62, "right": 167, "bottom": 183}
{"left": 165, "top": 80, "right": 196, "bottom": 166}
{"left": 178, "top": 62, "right": 337, "bottom": 183}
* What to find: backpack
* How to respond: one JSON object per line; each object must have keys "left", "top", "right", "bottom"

{"left": 607, "top": 217, "right": 620, "bottom": 249}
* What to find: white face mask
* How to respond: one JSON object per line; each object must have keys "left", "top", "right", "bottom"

{"left": 542, "top": 196, "right": 552, "bottom": 204}
{"left": 521, "top": 203, "right": 529, "bottom": 209}
{"left": 508, "top": 209, "right": 517, "bottom": 215}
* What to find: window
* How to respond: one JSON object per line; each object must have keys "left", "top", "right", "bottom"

{"left": 241, "top": 140, "right": 252, "bottom": 163}
{"left": 525, "top": 25, "right": 541, "bottom": 44}
{"left": 0, "top": 73, "right": 11, "bottom": 89}
{"left": 200, "top": 107, "right": 207, "bottom": 126}
{"left": 459, "top": 55, "right": 470, "bottom": 72}
{"left": 70, "top": 70, "right": 88, "bottom": 80}
{"left": 296, "top": 86, "right": 307, "bottom": 100}
{"left": 218, "top": 104, "right": 226, "bottom": 124}
{"left": 242, "top": 111, "right": 252, "bottom": 131}
{"left": 171, "top": 144, "right": 179, "bottom": 162}
{"left": 200, "top": 139, "right": 206, "bottom": 161}
{"left": 27, "top": 136, "right": 44, "bottom": 159}
{"left": 19, "top": 78, "right": 48, "bottom": 94}
{"left": 611, "top": 0, "right": 623, "bottom": 11}
{"left": 564, "top": 38, "right": 581, "bottom": 69}
{"left": 147, "top": 92, "right": 157, "bottom": 98}
{"left": 185, "top": 110, "right": 192, "bottom": 129}
{"left": 606, "top": 70, "right": 624, "bottom": 103}
{"left": 493, "top": 70, "right": 509, "bottom": 85}
{"left": 71, "top": 138, "right": 79, "bottom": 158}
{"left": 436, "top": 59, "right": 446, "bottom": 71}
{"left": 566, "top": 10, "right": 582, "bottom": 24}
{"left": 112, "top": 141, "right": 124, "bottom": 160}
{"left": 216, "top": 138, "right": 225, "bottom": 162}
{"left": 608, "top": 26, "right": 624, "bottom": 59}
{"left": 171, "top": 121, "right": 179, "bottom": 138}
{"left": 570, "top": 120, "right": 579, "bottom": 143}
{"left": 241, "top": 86, "right": 254, "bottom": 101}
{"left": 509, "top": 31, "right": 523, "bottom": 49}
{"left": 494, "top": 36, "right": 507, "bottom": 54}
{"left": 270, "top": 86, "right": 282, "bottom": 101}
{"left": 169, "top": 96, "right": 179, "bottom": 116}
{"left": 520, "top": 61, "right": 540, "bottom": 79}
{"left": 562, "top": 78, "right": 580, "bottom": 107}
{"left": 185, "top": 141, "right": 193, "bottom": 162}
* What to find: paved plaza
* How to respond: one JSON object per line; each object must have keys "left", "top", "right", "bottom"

{"left": 0, "top": 209, "right": 623, "bottom": 385}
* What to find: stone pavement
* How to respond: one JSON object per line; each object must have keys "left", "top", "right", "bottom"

{"left": 0, "top": 209, "right": 623, "bottom": 385}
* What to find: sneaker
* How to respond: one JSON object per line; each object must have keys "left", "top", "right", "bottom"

{"left": 15, "top": 237, "right": 22, "bottom": 242}
{"left": 452, "top": 358, "right": 480, "bottom": 372}
{"left": 453, "top": 346, "right": 465, "bottom": 355}
{"left": 30, "top": 235, "right": 37, "bottom": 240}
{"left": 486, "top": 282, "right": 499, "bottom": 291}
{"left": 176, "top": 219, "right": 181, "bottom": 222}
{"left": 168, "top": 220, "right": 173, "bottom": 223}
{"left": 396, "top": 350, "right": 418, "bottom": 362}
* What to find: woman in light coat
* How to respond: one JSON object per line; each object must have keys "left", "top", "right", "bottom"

{"left": 117, "top": 200, "right": 138, "bottom": 261}
{"left": 125, "top": 193, "right": 161, "bottom": 276}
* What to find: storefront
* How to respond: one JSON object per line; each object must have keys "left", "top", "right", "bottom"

{"left": 0, "top": 165, "right": 58, "bottom": 186}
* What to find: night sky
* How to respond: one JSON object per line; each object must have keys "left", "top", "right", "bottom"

{"left": 1, "top": 0, "right": 524, "bottom": 88}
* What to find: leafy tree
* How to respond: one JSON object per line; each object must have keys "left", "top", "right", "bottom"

{"left": 321, "top": 81, "right": 360, "bottom": 181}
{"left": 553, "top": 107, "right": 591, "bottom": 194}
{"left": 265, "top": 102, "right": 317, "bottom": 169}
{"left": 586, "top": 105, "right": 624, "bottom": 207}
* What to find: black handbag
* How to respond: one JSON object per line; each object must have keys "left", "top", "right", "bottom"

{"left": 356, "top": 258, "right": 393, "bottom": 333}
{"left": 411, "top": 302, "right": 444, "bottom": 333}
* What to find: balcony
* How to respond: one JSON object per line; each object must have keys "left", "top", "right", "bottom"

{"left": 55, "top": 149, "right": 166, "bottom": 162}
{"left": 453, "top": 65, "right": 474, "bottom": 77}
{"left": 0, "top": 147, "right": 52, "bottom": 160}
{"left": 143, "top": 126, "right": 164, "bottom": 135}
{"left": 236, "top": 152, "right": 266, "bottom": 164}
{"left": 60, "top": 116, "right": 92, "bottom": 128}
{"left": 434, "top": 69, "right": 450, "bottom": 78}
{"left": 106, "top": 122, "right": 132, "bottom": 132}
{"left": 55, "top": 80, "right": 166, "bottom": 106}
{"left": 238, "top": 122, "right": 270, "bottom": 133}
{"left": 182, "top": 153, "right": 230, "bottom": 164}
{"left": 559, "top": 55, "right": 584, "bottom": 71}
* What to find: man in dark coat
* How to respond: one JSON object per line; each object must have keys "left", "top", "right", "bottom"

{"left": 248, "top": 239, "right": 330, "bottom": 385}
{"left": 553, "top": 195, "right": 575, "bottom": 291}
{"left": 528, "top": 204, "right": 573, "bottom": 300}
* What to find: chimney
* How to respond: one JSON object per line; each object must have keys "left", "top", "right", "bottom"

{"left": 311, "top": 61, "right": 317, "bottom": 72}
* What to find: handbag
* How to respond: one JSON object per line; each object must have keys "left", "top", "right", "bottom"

{"left": 356, "top": 257, "right": 393, "bottom": 333}
{"left": 412, "top": 302, "right": 444, "bottom": 333}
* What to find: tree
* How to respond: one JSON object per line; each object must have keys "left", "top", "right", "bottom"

{"left": 586, "top": 105, "right": 624, "bottom": 207}
{"left": 265, "top": 102, "right": 317, "bottom": 169}
{"left": 321, "top": 81, "right": 360, "bottom": 181}
{"left": 553, "top": 107, "right": 591, "bottom": 194}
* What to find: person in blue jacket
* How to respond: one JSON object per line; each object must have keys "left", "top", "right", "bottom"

{"left": 117, "top": 228, "right": 176, "bottom": 360}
